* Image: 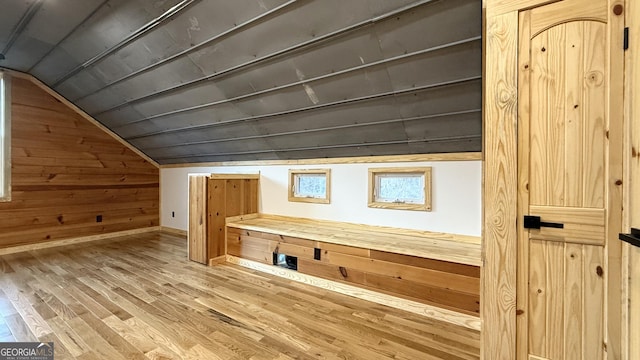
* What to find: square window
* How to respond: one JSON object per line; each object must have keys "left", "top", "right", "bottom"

{"left": 288, "top": 169, "right": 330, "bottom": 204}
{"left": 368, "top": 167, "right": 431, "bottom": 211}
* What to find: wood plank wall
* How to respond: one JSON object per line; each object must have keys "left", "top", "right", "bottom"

{"left": 0, "top": 77, "right": 159, "bottom": 248}
{"left": 227, "top": 227, "right": 481, "bottom": 316}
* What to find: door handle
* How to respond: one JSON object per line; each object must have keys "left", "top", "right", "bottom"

{"left": 523, "top": 215, "right": 564, "bottom": 229}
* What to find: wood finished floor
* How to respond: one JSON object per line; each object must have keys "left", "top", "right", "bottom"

{"left": 0, "top": 232, "right": 480, "bottom": 360}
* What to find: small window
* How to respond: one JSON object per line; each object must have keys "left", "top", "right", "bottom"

{"left": 368, "top": 167, "right": 431, "bottom": 211}
{"left": 0, "top": 72, "right": 10, "bottom": 202}
{"left": 288, "top": 169, "right": 330, "bottom": 204}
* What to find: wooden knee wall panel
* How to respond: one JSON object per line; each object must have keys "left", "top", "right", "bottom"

{"left": 226, "top": 227, "right": 481, "bottom": 317}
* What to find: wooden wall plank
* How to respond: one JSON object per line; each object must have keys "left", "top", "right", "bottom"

{"left": 207, "top": 178, "right": 226, "bottom": 259}
{"left": 482, "top": 9, "right": 519, "bottom": 360}
{"left": 0, "top": 78, "right": 159, "bottom": 249}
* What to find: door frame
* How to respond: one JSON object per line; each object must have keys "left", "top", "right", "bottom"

{"left": 482, "top": 0, "right": 628, "bottom": 359}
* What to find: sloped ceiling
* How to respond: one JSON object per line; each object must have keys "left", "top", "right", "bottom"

{"left": 0, "top": 0, "right": 482, "bottom": 164}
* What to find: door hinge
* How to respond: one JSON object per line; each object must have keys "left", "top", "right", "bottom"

{"left": 624, "top": 27, "right": 629, "bottom": 50}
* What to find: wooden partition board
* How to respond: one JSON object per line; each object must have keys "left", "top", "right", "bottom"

{"left": 226, "top": 220, "right": 481, "bottom": 317}
{"left": 0, "top": 77, "right": 159, "bottom": 248}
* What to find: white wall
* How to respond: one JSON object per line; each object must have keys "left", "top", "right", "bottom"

{"left": 161, "top": 160, "right": 482, "bottom": 236}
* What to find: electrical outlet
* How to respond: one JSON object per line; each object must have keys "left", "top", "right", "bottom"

{"left": 172, "top": 211, "right": 175, "bottom": 218}
{"left": 96, "top": 215, "right": 102, "bottom": 223}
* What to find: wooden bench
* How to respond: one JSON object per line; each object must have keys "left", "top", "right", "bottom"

{"left": 224, "top": 214, "right": 482, "bottom": 329}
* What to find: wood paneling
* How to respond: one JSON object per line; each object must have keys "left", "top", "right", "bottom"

{"left": 0, "top": 78, "right": 158, "bottom": 249}
{"left": 226, "top": 225, "right": 481, "bottom": 316}
{"left": 482, "top": 9, "right": 519, "bottom": 360}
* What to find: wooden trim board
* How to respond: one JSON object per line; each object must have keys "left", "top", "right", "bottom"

{"left": 0, "top": 226, "right": 160, "bottom": 255}
{"left": 225, "top": 255, "right": 482, "bottom": 331}
{"left": 209, "top": 173, "right": 260, "bottom": 179}
{"left": 161, "top": 152, "right": 483, "bottom": 168}
{"left": 160, "top": 226, "right": 187, "bottom": 237}
{"left": 626, "top": 1, "right": 640, "bottom": 359}
{"left": 482, "top": 7, "right": 519, "bottom": 360}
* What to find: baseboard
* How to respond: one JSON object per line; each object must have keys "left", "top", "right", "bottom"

{"left": 160, "top": 226, "right": 187, "bottom": 237}
{"left": 0, "top": 226, "right": 161, "bottom": 255}
{"left": 208, "top": 255, "right": 226, "bottom": 266}
{"left": 225, "top": 255, "right": 481, "bottom": 331}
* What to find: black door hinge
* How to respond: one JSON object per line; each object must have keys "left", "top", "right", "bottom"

{"left": 624, "top": 27, "right": 629, "bottom": 50}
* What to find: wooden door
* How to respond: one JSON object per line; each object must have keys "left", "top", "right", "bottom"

{"left": 517, "top": 0, "right": 623, "bottom": 359}
{"left": 188, "top": 175, "right": 208, "bottom": 264}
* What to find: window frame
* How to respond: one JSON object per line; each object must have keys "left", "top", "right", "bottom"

{"left": 368, "top": 167, "right": 432, "bottom": 211}
{"left": 0, "top": 72, "right": 11, "bottom": 202}
{"left": 288, "top": 169, "right": 331, "bottom": 204}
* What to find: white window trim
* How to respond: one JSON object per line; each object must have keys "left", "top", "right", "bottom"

{"left": 368, "top": 167, "right": 432, "bottom": 211}
{"left": 0, "top": 72, "right": 11, "bottom": 202}
{"left": 288, "top": 169, "right": 331, "bottom": 204}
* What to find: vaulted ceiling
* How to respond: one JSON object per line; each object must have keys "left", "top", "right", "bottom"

{"left": 0, "top": 0, "right": 482, "bottom": 164}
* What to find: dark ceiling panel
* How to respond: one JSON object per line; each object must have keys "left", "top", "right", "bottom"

{"left": 0, "top": 0, "right": 482, "bottom": 164}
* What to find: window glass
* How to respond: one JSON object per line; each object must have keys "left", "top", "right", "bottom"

{"left": 368, "top": 167, "right": 431, "bottom": 211}
{"left": 288, "top": 169, "right": 330, "bottom": 204}
{"left": 376, "top": 173, "right": 425, "bottom": 204}
{"left": 295, "top": 173, "right": 327, "bottom": 198}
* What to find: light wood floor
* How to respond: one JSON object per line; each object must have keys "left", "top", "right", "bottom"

{"left": 0, "top": 232, "right": 480, "bottom": 359}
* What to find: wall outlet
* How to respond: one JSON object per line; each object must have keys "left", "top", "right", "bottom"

{"left": 96, "top": 215, "right": 102, "bottom": 223}
{"left": 172, "top": 211, "right": 175, "bottom": 218}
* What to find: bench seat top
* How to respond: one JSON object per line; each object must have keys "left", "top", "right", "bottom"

{"left": 226, "top": 214, "right": 481, "bottom": 267}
